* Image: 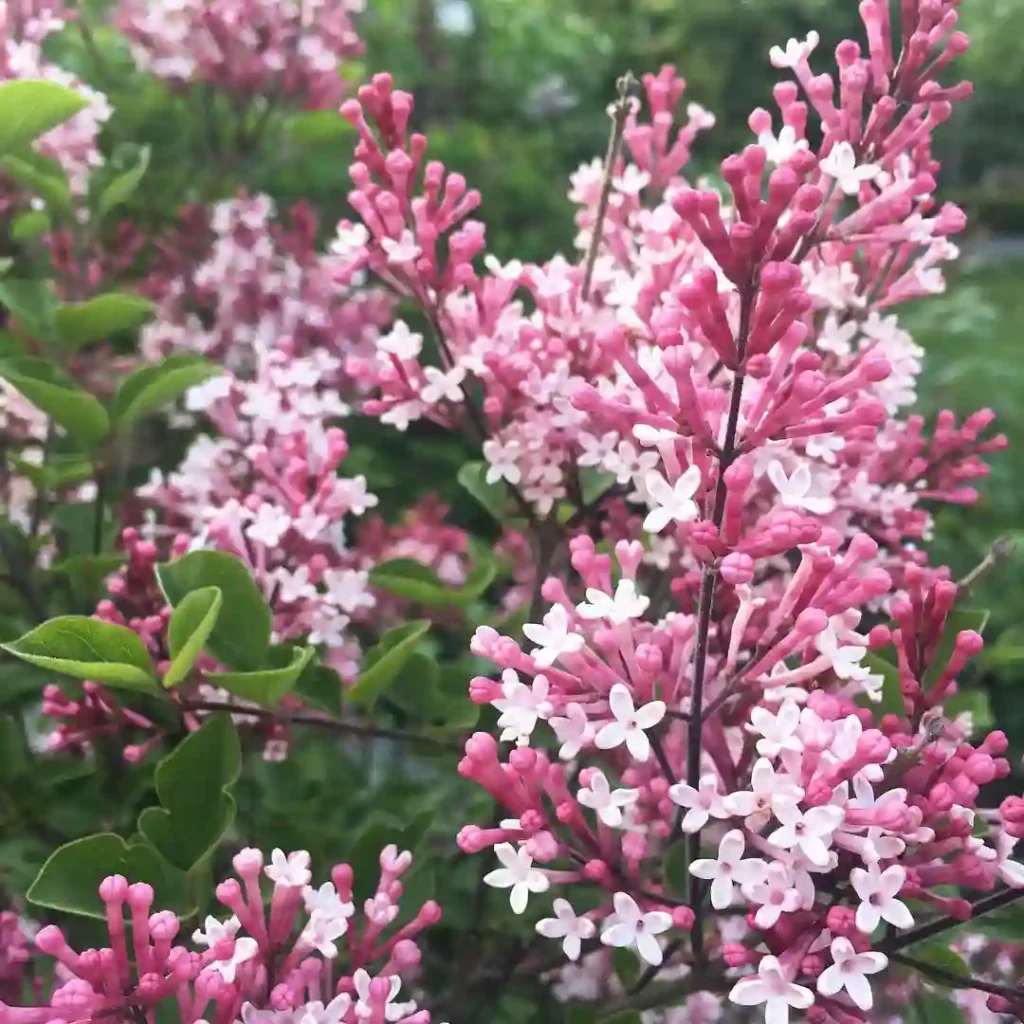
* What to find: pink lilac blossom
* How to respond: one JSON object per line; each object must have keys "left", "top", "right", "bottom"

{"left": 0, "top": 911, "right": 33, "bottom": 1005}
{"left": 0, "top": 846, "right": 441, "bottom": 1024}
{"left": 331, "top": 0, "right": 1024, "bottom": 1020}
{"left": 140, "top": 194, "right": 392, "bottom": 386}
{"left": 115, "top": 0, "right": 364, "bottom": 110}
{"left": 341, "top": 56, "right": 1001, "bottom": 577}
{"left": 138, "top": 341, "right": 377, "bottom": 678}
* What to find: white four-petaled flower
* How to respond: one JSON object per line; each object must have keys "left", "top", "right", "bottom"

{"left": 265, "top": 849, "right": 312, "bottom": 887}
{"left": 378, "top": 321, "right": 423, "bottom": 360}
{"left": 420, "top": 365, "right": 466, "bottom": 404}
{"left": 576, "top": 579, "right": 650, "bottom": 624}
{"left": 669, "top": 774, "right": 730, "bottom": 833}
{"left": 850, "top": 862, "right": 913, "bottom": 933}
{"left": 769, "top": 31, "right": 820, "bottom": 69}
{"left": 642, "top": 465, "right": 701, "bottom": 534}
{"left": 577, "top": 769, "right": 639, "bottom": 827}
{"left": 816, "top": 936, "right": 887, "bottom": 1010}
{"left": 210, "top": 936, "right": 258, "bottom": 983}
{"left": 600, "top": 892, "right": 673, "bottom": 966}
{"left": 483, "top": 843, "right": 550, "bottom": 914}
{"left": 491, "top": 669, "right": 553, "bottom": 744}
{"left": 594, "top": 683, "right": 666, "bottom": 762}
{"left": 749, "top": 701, "right": 803, "bottom": 758}
{"left": 729, "top": 954, "right": 814, "bottom": 1024}
{"left": 353, "top": 969, "right": 416, "bottom": 1022}
{"left": 536, "top": 898, "right": 596, "bottom": 961}
{"left": 746, "top": 861, "right": 804, "bottom": 929}
{"left": 723, "top": 757, "right": 805, "bottom": 827}
{"left": 523, "top": 603, "right": 585, "bottom": 667}
{"left": 689, "top": 830, "right": 768, "bottom": 910}
{"left": 768, "top": 802, "right": 845, "bottom": 867}
{"left": 549, "top": 701, "right": 591, "bottom": 760}
{"left": 767, "top": 460, "right": 836, "bottom": 515}
{"left": 819, "top": 141, "right": 882, "bottom": 196}
{"left": 192, "top": 914, "right": 240, "bottom": 948}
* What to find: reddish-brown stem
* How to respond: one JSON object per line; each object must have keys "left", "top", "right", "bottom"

{"left": 179, "top": 699, "right": 463, "bottom": 752}
{"left": 683, "top": 288, "right": 754, "bottom": 956}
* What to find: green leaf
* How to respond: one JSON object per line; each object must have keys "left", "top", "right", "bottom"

{"left": 0, "top": 714, "right": 27, "bottom": 781}
{"left": 370, "top": 550, "right": 496, "bottom": 607}
{"left": 908, "top": 991, "right": 966, "bottom": 1024}
{"left": 164, "top": 586, "right": 222, "bottom": 689}
{"left": 1, "top": 155, "right": 71, "bottom": 213}
{"left": 0, "top": 329, "right": 24, "bottom": 356}
{"left": 457, "top": 460, "right": 513, "bottom": 522}
{"left": 942, "top": 688, "right": 993, "bottom": 730}
{"left": 47, "top": 553, "right": 125, "bottom": 609}
{"left": 348, "top": 620, "right": 431, "bottom": 709}
{"left": 113, "top": 354, "right": 222, "bottom": 428}
{"left": 580, "top": 468, "right": 616, "bottom": 506}
{"left": 923, "top": 608, "right": 989, "bottom": 688}
{"left": 980, "top": 625, "right": 1024, "bottom": 669}
{"left": 862, "top": 650, "right": 905, "bottom": 718}
{"left": 612, "top": 947, "right": 640, "bottom": 988}
{"left": 1, "top": 616, "right": 156, "bottom": 690}
{"left": 600, "top": 1012, "right": 643, "bottom": 1024}
{"left": 156, "top": 550, "right": 271, "bottom": 672}
{"left": 290, "top": 110, "right": 351, "bottom": 145}
{"left": 0, "top": 357, "right": 109, "bottom": 449}
{"left": 348, "top": 809, "right": 433, "bottom": 902}
{"left": 0, "top": 80, "right": 88, "bottom": 155}
{"left": 10, "top": 209, "right": 50, "bottom": 241}
{"left": 389, "top": 651, "right": 441, "bottom": 718}
{"left": 565, "top": 1009, "right": 599, "bottom": 1024}
{"left": 966, "top": 900, "right": 1024, "bottom": 940}
{"left": 663, "top": 841, "right": 688, "bottom": 897}
{"left": 55, "top": 293, "right": 155, "bottom": 353}
{"left": 96, "top": 145, "right": 150, "bottom": 218}
{"left": 26, "top": 833, "right": 185, "bottom": 918}
{"left": 138, "top": 714, "right": 241, "bottom": 872}
{"left": 0, "top": 278, "right": 56, "bottom": 335}
{"left": 294, "top": 661, "right": 343, "bottom": 716}
{"left": 204, "top": 645, "right": 314, "bottom": 705}
{"left": 908, "top": 943, "right": 971, "bottom": 985}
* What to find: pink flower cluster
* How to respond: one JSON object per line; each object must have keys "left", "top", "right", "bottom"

{"left": 339, "top": 40, "right": 1000, "bottom": 566}
{"left": 115, "top": 0, "right": 364, "bottom": 109}
{"left": 326, "top": 0, "right": 1024, "bottom": 1020}
{"left": 140, "top": 194, "right": 391, "bottom": 383}
{"left": 0, "top": 846, "right": 442, "bottom": 1024}
{"left": 459, "top": 540, "right": 1023, "bottom": 1021}
{"left": 0, "top": 1, "right": 111, "bottom": 195}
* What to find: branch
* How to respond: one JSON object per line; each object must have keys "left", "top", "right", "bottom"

{"left": 179, "top": 699, "right": 463, "bottom": 752}
{"left": 596, "top": 964, "right": 727, "bottom": 1019}
{"left": 956, "top": 535, "right": 1015, "bottom": 594}
{"left": 891, "top": 952, "right": 1022, "bottom": 1002}
{"left": 580, "top": 72, "right": 635, "bottom": 303}
{"left": 683, "top": 287, "right": 755, "bottom": 958}
{"left": 881, "top": 887, "right": 1024, "bottom": 953}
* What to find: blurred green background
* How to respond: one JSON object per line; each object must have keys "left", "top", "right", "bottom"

{"left": 51, "top": 0, "right": 1024, "bottom": 754}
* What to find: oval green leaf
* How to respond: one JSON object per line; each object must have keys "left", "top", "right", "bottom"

{"left": 0, "top": 80, "right": 89, "bottom": 154}
{"left": 1, "top": 616, "right": 156, "bottom": 690}
{"left": 348, "top": 620, "right": 431, "bottom": 709}
{"left": 164, "top": 586, "right": 222, "bottom": 689}
{"left": 156, "top": 550, "right": 271, "bottom": 672}
{"left": 0, "top": 356, "right": 109, "bottom": 450}
{"left": 56, "top": 293, "right": 155, "bottom": 353}
{"left": 113, "top": 354, "right": 222, "bottom": 428}
{"left": 204, "top": 645, "right": 314, "bottom": 705}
